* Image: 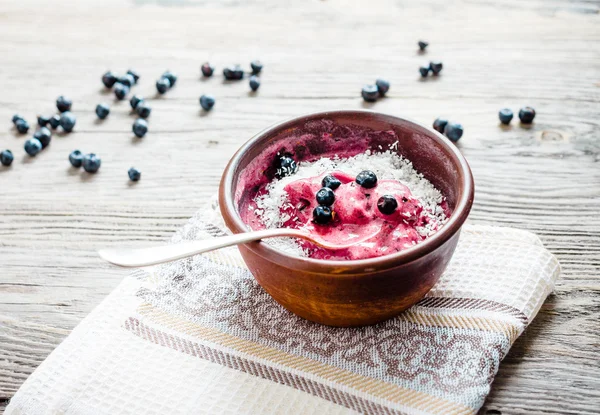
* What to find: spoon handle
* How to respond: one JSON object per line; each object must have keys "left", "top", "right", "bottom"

{"left": 98, "top": 228, "right": 301, "bottom": 268}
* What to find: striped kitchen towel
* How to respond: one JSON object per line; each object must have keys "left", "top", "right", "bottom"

{"left": 6, "top": 200, "right": 560, "bottom": 415}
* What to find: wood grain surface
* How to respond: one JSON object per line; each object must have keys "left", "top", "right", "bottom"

{"left": 1, "top": 0, "right": 599, "bottom": 413}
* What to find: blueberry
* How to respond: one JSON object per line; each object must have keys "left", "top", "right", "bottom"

{"left": 56, "top": 96, "right": 72, "bottom": 113}
{"left": 126, "top": 69, "right": 140, "bottom": 84}
{"left": 114, "top": 83, "right": 129, "bottom": 100}
{"left": 518, "top": 107, "right": 536, "bottom": 124}
{"left": 1, "top": 150, "right": 13, "bottom": 166}
{"left": 249, "top": 75, "right": 260, "bottom": 91}
{"left": 34, "top": 127, "right": 52, "bottom": 148}
{"left": 162, "top": 71, "right": 177, "bottom": 87}
{"left": 377, "top": 195, "right": 398, "bottom": 215}
{"left": 69, "top": 150, "right": 83, "bottom": 168}
{"left": 418, "top": 40, "right": 429, "bottom": 51}
{"left": 313, "top": 205, "right": 333, "bottom": 225}
{"left": 419, "top": 65, "right": 430, "bottom": 77}
{"left": 132, "top": 118, "right": 148, "bottom": 138}
{"left": 12, "top": 114, "right": 24, "bottom": 125}
{"left": 82, "top": 153, "right": 101, "bottom": 173}
{"left": 361, "top": 85, "right": 379, "bottom": 102}
{"left": 223, "top": 65, "right": 244, "bottom": 80}
{"left": 156, "top": 77, "right": 171, "bottom": 94}
{"left": 199, "top": 94, "right": 216, "bottom": 111}
{"left": 316, "top": 187, "right": 335, "bottom": 206}
{"left": 24, "top": 138, "right": 42, "bottom": 156}
{"left": 37, "top": 115, "right": 50, "bottom": 127}
{"left": 321, "top": 174, "right": 341, "bottom": 190}
{"left": 375, "top": 79, "right": 390, "bottom": 96}
{"left": 49, "top": 114, "right": 61, "bottom": 129}
{"left": 276, "top": 155, "right": 298, "bottom": 178}
{"left": 15, "top": 119, "right": 30, "bottom": 134}
{"left": 119, "top": 74, "right": 136, "bottom": 88}
{"left": 430, "top": 61, "right": 443, "bottom": 75}
{"left": 95, "top": 103, "right": 110, "bottom": 119}
{"left": 201, "top": 62, "right": 215, "bottom": 77}
{"left": 250, "top": 60, "right": 263, "bottom": 75}
{"left": 444, "top": 122, "right": 464, "bottom": 142}
{"left": 128, "top": 167, "right": 141, "bottom": 182}
{"left": 102, "top": 71, "right": 118, "bottom": 88}
{"left": 129, "top": 95, "right": 143, "bottom": 110}
{"left": 136, "top": 102, "right": 152, "bottom": 118}
{"left": 498, "top": 108, "right": 514, "bottom": 125}
{"left": 433, "top": 117, "right": 448, "bottom": 134}
{"left": 59, "top": 111, "right": 76, "bottom": 132}
{"left": 355, "top": 170, "right": 377, "bottom": 188}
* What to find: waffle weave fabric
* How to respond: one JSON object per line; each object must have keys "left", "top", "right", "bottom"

{"left": 7, "top": 201, "right": 560, "bottom": 415}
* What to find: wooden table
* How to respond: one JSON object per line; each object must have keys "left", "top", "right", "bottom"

{"left": 1, "top": 0, "right": 599, "bottom": 413}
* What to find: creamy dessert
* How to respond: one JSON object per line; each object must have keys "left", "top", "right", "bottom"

{"left": 238, "top": 122, "right": 449, "bottom": 260}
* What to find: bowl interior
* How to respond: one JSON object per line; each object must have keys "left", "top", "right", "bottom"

{"left": 222, "top": 110, "right": 473, "bottom": 268}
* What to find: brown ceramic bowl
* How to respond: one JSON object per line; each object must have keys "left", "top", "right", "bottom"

{"left": 219, "top": 110, "right": 474, "bottom": 327}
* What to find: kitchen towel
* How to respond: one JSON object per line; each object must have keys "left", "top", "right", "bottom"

{"left": 6, "top": 200, "right": 560, "bottom": 415}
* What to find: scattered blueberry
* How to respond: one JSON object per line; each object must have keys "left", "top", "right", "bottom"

{"left": 49, "top": 114, "right": 61, "bottom": 129}
{"left": 162, "top": 71, "right": 177, "bottom": 87}
{"left": 223, "top": 65, "right": 244, "bottom": 80}
{"left": 114, "top": 83, "right": 129, "bottom": 100}
{"left": 82, "top": 153, "right": 101, "bottom": 173}
{"left": 59, "top": 112, "right": 77, "bottom": 132}
{"left": 15, "top": 119, "right": 29, "bottom": 134}
{"left": 322, "top": 174, "right": 342, "bottom": 190}
{"left": 128, "top": 167, "right": 141, "bottom": 182}
{"left": 250, "top": 60, "right": 263, "bottom": 75}
{"left": 136, "top": 102, "right": 152, "bottom": 118}
{"left": 95, "top": 103, "right": 110, "bottom": 120}
{"left": 24, "top": 138, "right": 42, "bottom": 156}
{"left": 156, "top": 77, "right": 171, "bottom": 94}
{"left": 316, "top": 187, "right": 335, "bottom": 206}
{"left": 356, "top": 170, "right": 378, "bottom": 188}
{"left": 69, "top": 150, "right": 83, "bottom": 167}
{"left": 418, "top": 40, "right": 429, "bottom": 51}
{"left": 127, "top": 69, "right": 140, "bottom": 84}
{"left": 249, "top": 76, "right": 260, "bottom": 91}
{"left": 276, "top": 155, "right": 298, "bottom": 178}
{"left": 433, "top": 117, "right": 448, "bottom": 134}
{"left": 498, "top": 108, "right": 514, "bottom": 125}
{"left": 12, "top": 114, "right": 24, "bottom": 125}
{"left": 377, "top": 195, "right": 398, "bottom": 215}
{"left": 56, "top": 96, "right": 72, "bottom": 113}
{"left": 132, "top": 118, "right": 148, "bottom": 138}
{"left": 518, "top": 107, "right": 536, "bottom": 124}
{"left": 375, "top": 79, "right": 390, "bottom": 96}
{"left": 0, "top": 150, "right": 13, "bottom": 166}
{"left": 118, "top": 74, "right": 136, "bottom": 88}
{"left": 129, "top": 95, "right": 143, "bottom": 110}
{"left": 102, "top": 71, "right": 118, "bottom": 88}
{"left": 34, "top": 127, "right": 52, "bottom": 148}
{"left": 313, "top": 205, "right": 333, "bottom": 225}
{"left": 430, "top": 61, "right": 443, "bottom": 75}
{"left": 201, "top": 62, "right": 215, "bottom": 77}
{"left": 444, "top": 122, "right": 464, "bottom": 142}
{"left": 199, "top": 94, "right": 216, "bottom": 111}
{"left": 361, "top": 85, "right": 379, "bottom": 102}
{"left": 419, "top": 65, "right": 430, "bottom": 77}
{"left": 37, "top": 115, "right": 50, "bottom": 127}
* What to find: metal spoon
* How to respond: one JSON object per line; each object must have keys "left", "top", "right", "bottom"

{"left": 98, "top": 228, "right": 369, "bottom": 268}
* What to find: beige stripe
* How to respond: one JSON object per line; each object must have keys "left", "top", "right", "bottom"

{"left": 136, "top": 303, "right": 473, "bottom": 415}
{"left": 401, "top": 309, "right": 521, "bottom": 343}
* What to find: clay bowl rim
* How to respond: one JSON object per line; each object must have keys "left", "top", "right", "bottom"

{"left": 219, "top": 109, "right": 474, "bottom": 275}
